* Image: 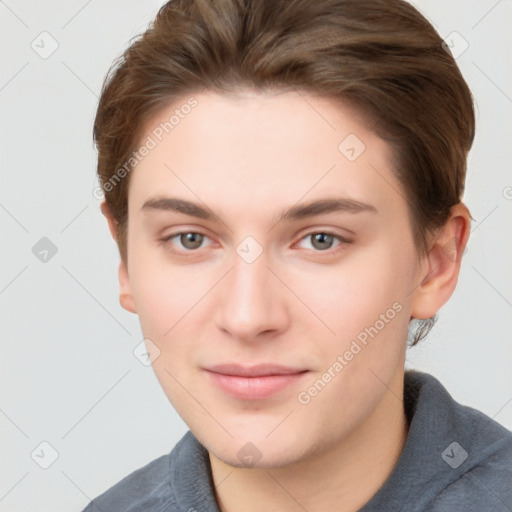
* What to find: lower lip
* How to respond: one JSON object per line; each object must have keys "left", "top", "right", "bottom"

{"left": 205, "top": 371, "right": 308, "bottom": 400}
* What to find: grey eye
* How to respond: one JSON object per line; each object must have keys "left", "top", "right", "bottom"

{"left": 179, "top": 232, "right": 204, "bottom": 250}
{"left": 309, "top": 233, "right": 337, "bottom": 251}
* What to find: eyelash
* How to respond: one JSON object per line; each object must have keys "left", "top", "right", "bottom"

{"left": 159, "top": 230, "right": 352, "bottom": 255}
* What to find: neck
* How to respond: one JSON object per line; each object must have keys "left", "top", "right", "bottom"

{"left": 209, "top": 370, "right": 408, "bottom": 512}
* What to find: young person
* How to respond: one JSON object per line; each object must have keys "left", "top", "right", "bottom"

{"left": 83, "top": 0, "right": 512, "bottom": 510}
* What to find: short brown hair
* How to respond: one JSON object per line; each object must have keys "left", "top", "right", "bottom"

{"left": 94, "top": 0, "right": 475, "bottom": 344}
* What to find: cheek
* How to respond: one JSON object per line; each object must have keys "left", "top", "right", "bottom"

{"left": 127, "top": 242, "right": 192, "bottom": 341}
{"left": 128, "top": 224, "right": 207, "bottom": 310}
{"left": 308, "top": 247, "right": 410, "bottom": 334}
{"left": 301, "top": 239, "right": 414, "bottom": 388}
{"left": 129, "top": 259, "right": 201, "bottom": 395}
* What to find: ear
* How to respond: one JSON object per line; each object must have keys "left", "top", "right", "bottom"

{"left": 100, "top": 201, "right": 118, "bottom": 241}
{"left": 100, "top": 201, "right": 137, "bottom": 314}
{"left": 410, "top": 203, "right": 471, "bottom": 319}
{"left": 118, "top": 262, "right": 137, "bottom": 314}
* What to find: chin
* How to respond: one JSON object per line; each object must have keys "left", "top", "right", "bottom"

{"left": 199, "top": 425, "right": 317, "bottom": 470}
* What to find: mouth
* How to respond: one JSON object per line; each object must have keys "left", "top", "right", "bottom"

{"left": 203, "top": 364, "right": 310, "bottom": 400}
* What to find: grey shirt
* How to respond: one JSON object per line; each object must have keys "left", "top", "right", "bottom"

{"left": 82, "top": 371, "right": 512, "bottom": 511}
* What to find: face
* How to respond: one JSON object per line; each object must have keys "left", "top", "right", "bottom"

{"left": 120, "top": 90, "right": 425, "bottom": 468}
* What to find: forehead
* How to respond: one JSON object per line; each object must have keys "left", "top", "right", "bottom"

{"left": 128, "top": 90, "right": 405, "bottom": 220}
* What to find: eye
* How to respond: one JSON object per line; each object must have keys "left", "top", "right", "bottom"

{"left": 296, "top": 231, "right": 350, "bottom": 252}
{"left": 159, "top": 230, "right": 351, "bottom": 254}
{"left": 160, "top": 231, "right": 211, "bottom": 251}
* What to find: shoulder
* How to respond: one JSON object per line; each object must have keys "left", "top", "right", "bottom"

{"left": 80, "top": 432, "right": 194, "bottom": 512}
{"left": 428, "top": 428, "right": 512, "bottom": 511}
{"left": 407, "top": 371, "right": 512, "bottom": 511}
{"left": 431, "top": 400, "right": 512, "bottom": 511}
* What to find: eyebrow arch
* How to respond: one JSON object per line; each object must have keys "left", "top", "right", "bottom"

{"left": 141, "top": 196, "right": 378, "bottom": 222}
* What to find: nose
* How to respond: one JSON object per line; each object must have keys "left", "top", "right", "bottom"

{"left": 214, "top": 247, "right": 290, "bottom": 342}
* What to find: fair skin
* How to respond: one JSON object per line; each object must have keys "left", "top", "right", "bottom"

{"left": 102, "top": 90, "right": 470, "bottom": 512}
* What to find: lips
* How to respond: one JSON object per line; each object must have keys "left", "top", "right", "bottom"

{"left": 207, "top": 363, "right": 306, "bottom": 377}
{"left": 204, "top": 364, "right": 309, "bottom": 400}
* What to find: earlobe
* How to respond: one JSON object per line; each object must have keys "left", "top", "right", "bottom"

{"left": 118, "top": 260, "right": 137, "bottom": 314}
{"left": 410, "top": 203, "right": 471, "bottom": 319}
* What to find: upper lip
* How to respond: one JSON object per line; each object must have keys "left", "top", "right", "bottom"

{"left": 205, "top": 364, "right": 307, "bottom": 377}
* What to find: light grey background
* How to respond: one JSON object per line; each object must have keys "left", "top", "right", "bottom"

{"left": 1, "top": 1, "right": 511, "bottom": 510}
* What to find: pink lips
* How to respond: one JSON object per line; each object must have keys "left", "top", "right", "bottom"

{"left": 204, "top": 364, "right": 309, "bottom": 400}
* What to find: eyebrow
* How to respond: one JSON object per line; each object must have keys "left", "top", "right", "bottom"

{"left": 141, "top": 196, "right": 378, "bottom": 222}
